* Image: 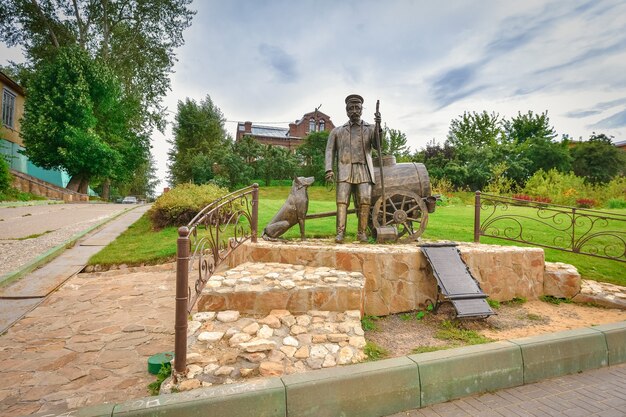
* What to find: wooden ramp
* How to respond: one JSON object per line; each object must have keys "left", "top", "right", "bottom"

{"left": 421, "top": 245, "right": 495, "bottom": 319}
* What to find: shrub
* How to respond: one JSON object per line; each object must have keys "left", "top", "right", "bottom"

{"left": 431, "top": 177, "right": 454, "bottom": 195}
{"left": 148, "top": 183, "right": 236, "bottom": 229}
{"left": 523, "top": 169, "right": 589, "bottom": 206}
{"left": 575, "top": 198, "right": 596, "bottom": 208}
{"left": 0, "top": 156, "right": 11, "bottom": 193}
{"left": 533, "top": 196, "right": 552, "bottom": 204}
{"left": 607, "top": 198, "right": 626, "bottom": 209}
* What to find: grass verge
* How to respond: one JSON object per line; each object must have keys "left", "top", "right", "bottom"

{"left": 435, "top": 320, "right": 494, "bottom": 345}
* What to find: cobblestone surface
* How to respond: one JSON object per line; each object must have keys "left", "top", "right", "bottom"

{"left": 198, "top": 262, "right": 365, "bottom": 314}
{"left": 387, "top": 363, "right": 626, "bottom": 417}
{"left": 169, "top": 309, "right": 367, "bottom": 391}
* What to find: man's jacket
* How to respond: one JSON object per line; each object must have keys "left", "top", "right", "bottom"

{"left": 325, "top": 120, "right": 380, "bottom": 183}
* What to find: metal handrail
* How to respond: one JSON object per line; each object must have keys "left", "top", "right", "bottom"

{"left": 174, "top": 184, "right": 259, "bottom": 380}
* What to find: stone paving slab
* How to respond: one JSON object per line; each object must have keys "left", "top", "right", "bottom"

{"left": 0, "top": 298, "right": 42, "bottom": 333}
{"left": 0, "top": 206, "right": 150, "bottom": 332}
{"left": 0, "top": 264, "right": 85, "bottom": 299}
{"left": 0, "top": 264, "right": 176, "bottom": 417}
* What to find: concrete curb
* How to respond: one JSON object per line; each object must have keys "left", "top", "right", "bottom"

{"left": 31, "top": 321, "right": 626, "bottom": 417}
{"left": 0, "top": 205, "right": 139, "bottom": 287}
{"left": 0, "top": 200, "right": 64, "bottom": 208}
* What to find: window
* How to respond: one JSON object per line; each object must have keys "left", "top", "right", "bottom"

{"left": 2, "top": 88, "right": 16, "bottom": 128}
{"left": 309, "top": 118, "right": 315, "bottom": 132}
{"left": 319, "top": 120, "right": 325, "bottom": 131}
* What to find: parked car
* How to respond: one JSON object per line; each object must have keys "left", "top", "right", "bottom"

{"left": 122, "top": 196, "right": 138, "bottom": 204}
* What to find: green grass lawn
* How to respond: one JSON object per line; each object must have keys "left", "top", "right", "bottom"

{"left": 90, "top": 185, "right": 625, "bottom": 286}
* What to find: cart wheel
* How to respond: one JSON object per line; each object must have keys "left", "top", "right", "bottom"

{"left": 372, "top": 191, "right": 429, "bottom": 243}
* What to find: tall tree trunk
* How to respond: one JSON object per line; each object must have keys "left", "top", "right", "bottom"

{"left": 66, "top": 174, "right": 90, "bottom": 194}
{"left": 102, "top": 178, "right": 111, "bottom": 200}
{"left": 78, "top": 177, "right": 90, "bottom": 194}
{"left": 66, "top": 174, "right": 83, "bottom": 192}
{"left": 30, "top": 0, "right": 60, "bottom": 48}
{"left": 102, "top": 0, "right": 109, "bottom": 60}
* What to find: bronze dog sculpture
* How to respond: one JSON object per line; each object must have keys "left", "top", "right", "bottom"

{"left": 262, "top": 176, "right": 314, "bottom": 240}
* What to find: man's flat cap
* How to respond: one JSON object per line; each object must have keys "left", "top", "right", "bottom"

{"left": 345, "top": 94, "right": 364, "bottom": 104}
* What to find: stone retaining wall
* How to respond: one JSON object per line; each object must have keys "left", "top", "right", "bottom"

{"left": 10, "top": 169, "right": 88, "bottom": 202}
{"left": 228, "top": 241, "right": 546, "bottom": 316}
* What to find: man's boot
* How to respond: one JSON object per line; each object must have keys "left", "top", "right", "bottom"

{"left": 335, "top": 203, "right": 347, "bottom": 243}
{"left": 357, "top": 204, "right": 370, "bottom": 242}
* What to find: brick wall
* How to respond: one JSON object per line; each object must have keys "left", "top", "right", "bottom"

{"left": 10, "top": 169, "right": 88, "bottom": 202}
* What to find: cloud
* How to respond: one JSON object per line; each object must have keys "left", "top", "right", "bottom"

{"left": 258, "top": 43, "right": 298, "bottom": 83}
{"left": 590, "top": 108, "right": 626, "bottom": 129}
{"left": 566, "top": 110, "right": 601, "bottom": 118}
{"left": 430, "top": 63, "right": 488, "bottom": 108}
{"left": 537, "top": 37, "right": 626, "bottom": 75}
{"left": 565, "top": 97, "right": 626, "bottom": 118}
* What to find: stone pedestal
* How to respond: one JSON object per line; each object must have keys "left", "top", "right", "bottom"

{"left": 229, "top": 241, "right": 547, "bottom": 315}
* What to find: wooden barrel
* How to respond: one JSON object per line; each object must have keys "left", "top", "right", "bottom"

{"left": 371, "top": 160, "right": 431, "bottom": 203}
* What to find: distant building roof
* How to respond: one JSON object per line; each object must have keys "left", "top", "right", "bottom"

{"left": 250, "top": 125, "right": 290, "bottom": 138}
{"left": 0, "top": 70, "right": 25, "bottom": 96}
{"left": 614, "top": 139, "right": 626, "bottom": 148}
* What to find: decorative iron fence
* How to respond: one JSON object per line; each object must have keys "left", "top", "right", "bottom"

{"left": 474, "top": 191, "right": 625, "bottom": 263}
{"left": 174, "top": 184, "right": 259, "bottom": 379}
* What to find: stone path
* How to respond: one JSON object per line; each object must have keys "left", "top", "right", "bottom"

{"left": 0, "top": 205, "right": 150, "bottom": 333}
{"left": 0, "top": 264, "right": 176, "bottom": 417}
{"left": 387, "top": 362, "right": 626, "bottom": 417}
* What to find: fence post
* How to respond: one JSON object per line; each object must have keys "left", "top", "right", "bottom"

{"left": 474, "top": 191, "right": 481, "bottom": 243}
{"left": 251, "top": 183, "right": 259, "bottom": 243}
{"left": 174, "top": 226, "right": 190, "bottom": 381}
{"left": 571, "top": 207, "right": 577, "bottom": 252}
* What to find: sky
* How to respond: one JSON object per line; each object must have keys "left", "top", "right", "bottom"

{"left": 2, "top": 0, "right": 626, "bottom": 188}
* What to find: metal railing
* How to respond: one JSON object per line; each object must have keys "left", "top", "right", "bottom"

{"left": 474, "top": 191, "right": 625, "bottom": 263}
{"left": 174, "top": 184, "right": 259, "bottom": 380}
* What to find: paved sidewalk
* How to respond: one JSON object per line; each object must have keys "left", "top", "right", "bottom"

{"left": 0, "top": 205, "right": 150, "bottom": 333}
{"left": 0, "top": 264, "right": 175, "bottom": 417}
{"left": 388, "top": 363, "right": 626, "bottom": 417}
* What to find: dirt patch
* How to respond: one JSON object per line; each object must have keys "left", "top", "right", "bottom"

{"left": 365, "top": 300, "right": 626, "bottom": 358}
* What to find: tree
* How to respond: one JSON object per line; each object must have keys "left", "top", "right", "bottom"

{"left": 571, "top": 133, "right": 626, "bottom": 184}
{"left": 447, "top": 111, "right": 502, "bottom": 150}
{"left": 381, "top": 126, "right": 410, "bottom": 161}
{"left": 503, "top": 111, "right": 570, "bottom": 183}
{"left": 215, "top": 143, "right": 254, "bottom": 190}
{"left": 296, "top": 131, "right": 329, "bottom": 184}
{"left": 444, "top": 111, "right": 505, "bottom": 190}
{"left": 411, "top": 140, "right": 455, "bottom": 181}
{"left": 167, "top": 95, "right": 229, "bottom": 185}
{"left": 20, "top": 46, "right": 147, "bottom": 193}
{"left": 257, "top": 145, "right": 299, "bottom": 186}
{"left": 0, "top": 0, "right": 195, "bottom": 130}
{"left": 233, "top": 135, "right": 263, "bottom": 177}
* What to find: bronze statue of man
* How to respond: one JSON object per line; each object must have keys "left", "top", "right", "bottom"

{"left": 325, "top": 94, "right": 382, "bottom": 243}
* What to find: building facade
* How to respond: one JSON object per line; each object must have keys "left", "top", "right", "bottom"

{"left": 0, "top": 71, "right": 70, "bottom": 187}
{"left": 236, "top": 110, "right": 335, "bottom": 151}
